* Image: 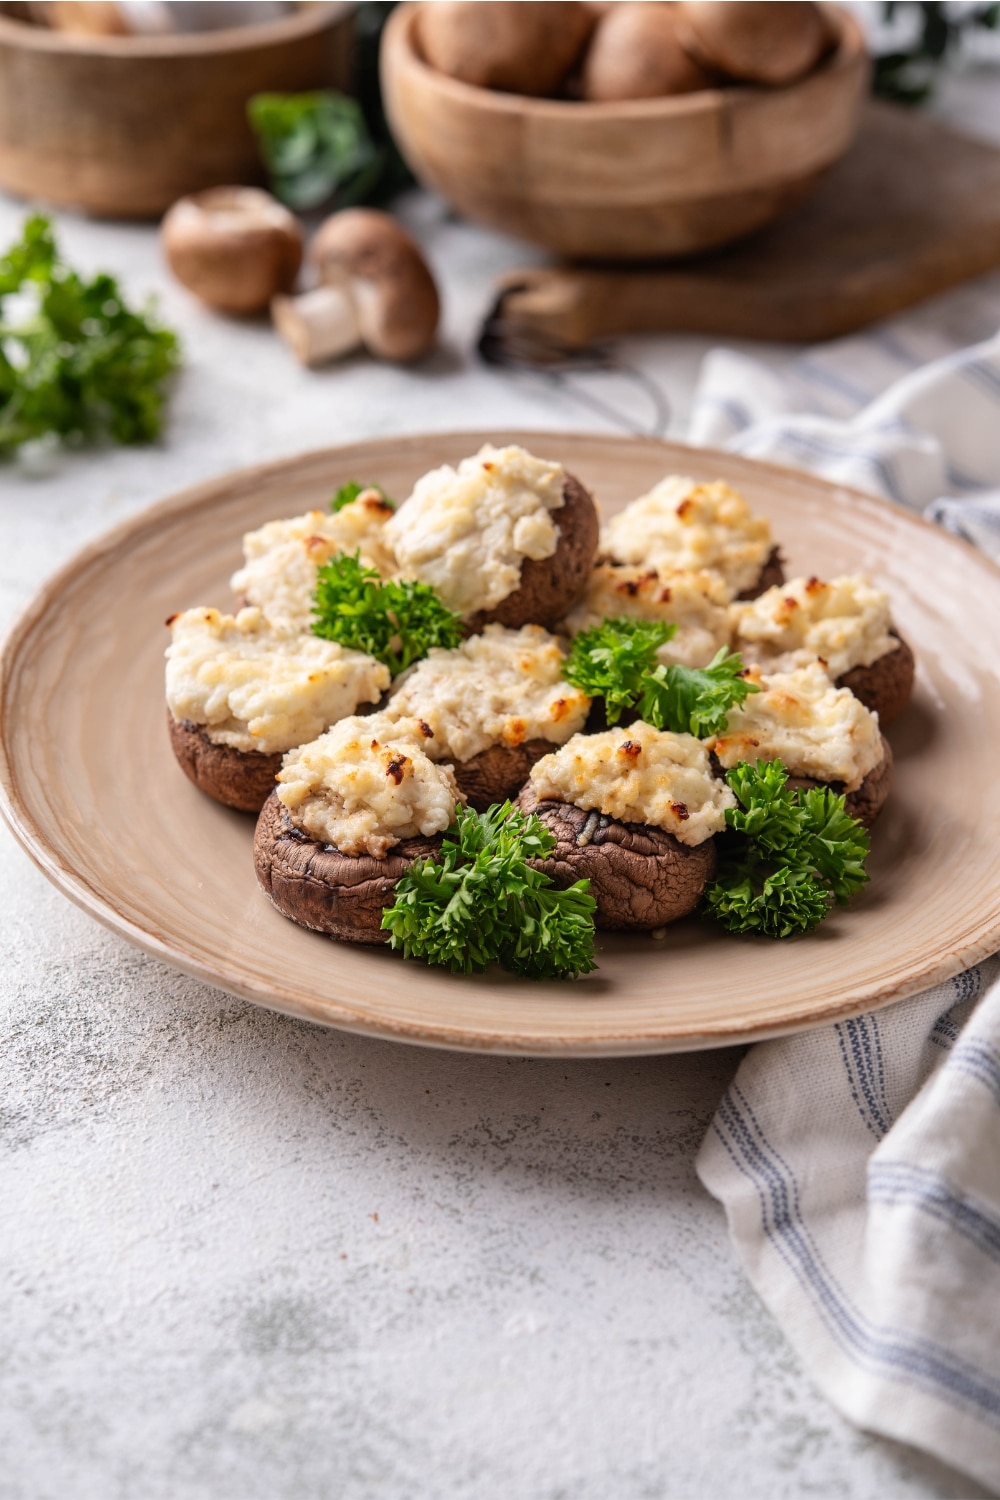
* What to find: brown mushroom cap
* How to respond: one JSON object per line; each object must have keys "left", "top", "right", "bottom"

{"left": 254, "top": 789, "right": 441, "bottom": 944}
{"left": 419, "top": 1, "right": 595, "bottom": 96}
{"left": 735, "top": 545, "right": 785, "bottom": 601}
{"left": 582, "top": 2, "right": 717, "bottom": 101}
{"left": 161, "top": 187, "right": 303, "bottom": 316}
{"left": 517, "top": 784, "right": 716, "bottom": 930}
{"left": 308, "top": 208, "right": 440, "bottom": 363}
{"left": 465, "top": 470, "right": 600, "bottom": 632}
{"left": 768, "top": 732, "right": 894, "bottom": 829}
{"left": 451, "top": 737, "right": 556, "bottom": 812}
{"left": 167, "top": 711, "right": 282, "bottom": 813}
{"left": 837, "top": 634, "right": 915, "bottom": 729}
{"left": 675, "top": 1, "right": 828, "bottom": 86}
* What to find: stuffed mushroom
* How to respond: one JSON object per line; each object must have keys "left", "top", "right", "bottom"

{"left": 382, "top": 623, "right": 591, "bottom": 809}
{"left": 254, "top": 713, "right": 464, "bottom": 943}
{"left": 384, "top": 444, "right": 599, "bottom": 631}
{"left": 600, "top": 476, "right": 781, "bottom": 602}
{"left": 708, "top": 661, "right": 893, "bottom": 827}
{"left": 560, "top": 563, "right": 731, "bottom": 668}
{"left": 165, "top": 606, "right": 389, "bottom": 811}
{"left": 231, "top": 487, "right": 396, "bottom": 631}
{"left": 517, "top": 721, "right": 735, "bottom": 930}
{"left": 729, "top": 574, "right": 915, "bottom": 726}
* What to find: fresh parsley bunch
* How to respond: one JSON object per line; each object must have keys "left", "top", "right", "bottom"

{"left": 0, "top": 215, "right": 179, "bottom": 455}
{"left": 564, "top": 617, "right": 758, "bottom": 736}
{"left": 563, "top": 617, "right": 676, "bottom": 724}
{"left": 703, "top": 760, "right": 871, "bottom": 939}
{"left": 248, "top": 92, "right": 383, "bottom": 212}
{"left": 330, "top": 480, "right": 394, "bottom": 513}
{"left": 641, "top": 647, "right": 760, "bottom": 737}
{"left": 311, "top": 552, "right": 462, "bottom": 675}
{"left": 383, "top": 802, "right": 597, "bottom": 979}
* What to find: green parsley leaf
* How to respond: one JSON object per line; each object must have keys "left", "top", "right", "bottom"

{"left": 703, "top": 759, "right": 870, "bottom": 938}
{"left": 248, "top": 90, "right": 386, "bottom": 212}
{"left": 311, "top": 551, "right": 462, "bottom": 675}
{"left": 331, "top": 480, "right": 394, "bottom": 513}
{"left": 564, "top": 618, "right": 757, "bottom": 736}
{"left": 639, "top": 647, "right": 761, "bottom": 737}
{"left": 0, "top": 214, "right": 180, "bottom": 456}
{"left": 563, "top": 616, "right": 676, "bottom": 725}
{"left": 382, "top": 802, "right": 597, "bottom": 979}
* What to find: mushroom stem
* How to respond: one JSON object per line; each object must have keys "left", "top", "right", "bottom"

{"left": 271, "top": 285, "right": 362, "bottom": 367}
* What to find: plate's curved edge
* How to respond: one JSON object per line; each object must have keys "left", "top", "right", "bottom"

{"left": 4, "top": 429, "right": 1000, "bottom": 1058}
{"left": 4, "top": 761, "right": 1000, "bottom": 1059}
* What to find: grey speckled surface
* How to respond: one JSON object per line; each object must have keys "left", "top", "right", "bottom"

{"left": 3, "top": 67, "right": 1000, "bottom": 1498}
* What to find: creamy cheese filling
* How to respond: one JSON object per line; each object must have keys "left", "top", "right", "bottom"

{"left": 529, "top": 722, "right": 735, "bottom": 847}
{"left": 560, "top": 564, "right": 731, "bottom": 669}
{"left": 729, "top": 574, "right": 898, "bottom": 679}
{"left": 600, "top": 477, "right": 772, "bottom": 599}
{"left": 165, "top": 606, "right": 389, "bottom": 755}
{"left": 276, "top": 712, "right": 462, "bottom": 857}
{"left": 709, "top": 663, "right": 883, "bottom": 791}
{"left": 384, "top": 444, "right": 566, "bottom": 614}
{"left": 383, "top": 624, "right": 590, "bottom": 764}
{"left": 231, "top": 491, "right": 396, "bottom": 630}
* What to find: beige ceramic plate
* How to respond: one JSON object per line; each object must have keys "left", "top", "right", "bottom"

{"left": 3, "top": 431, "right": 1000, "bottom": 1056}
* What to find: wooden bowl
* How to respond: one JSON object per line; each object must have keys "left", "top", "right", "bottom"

{"left": 0, "top": 2, "right": 352, "bottom": 219}
{"left": 380, "top": 3, "right": 869, "bottom": 261}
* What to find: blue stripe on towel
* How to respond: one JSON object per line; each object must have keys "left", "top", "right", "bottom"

{"left": 743, "top": 430, "right": 906, "bottom": 504}
{"left": 868, "top": 1162, "right": 1000, "bottom": 1267}
{"left": 949, "top": 1038, "right": 1000, "bottom": 1107}
{"left": 962, "top": 360, "right": 1000, "bottom": 402}
{"left": 835, "top": 1015, "right": 892, "bottom": 1140}
{"left": 713, "top": 1084, "right": 1000, "bottom": 1424}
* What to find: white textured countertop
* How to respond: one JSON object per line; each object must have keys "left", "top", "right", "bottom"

{"left": 4, "top": 70, "right": 1000, "bottom": 1498}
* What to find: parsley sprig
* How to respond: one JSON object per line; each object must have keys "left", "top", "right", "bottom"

{"left": 331, "top": 480, "right": 394, "bottom": 513}
{"left": 0, "top": 214, "right": 179, "bottom": 455}
{"left": 703, "top": 760, "right": 870, "bottom": 938}
{"left": 383, "top": 802, "right": 597, "bottom": 979}
{"left": 564, "top": 617, "right": 758, "bottom": 736}
{"left": 311, "top": 552, "right": 462, "bottom": 675}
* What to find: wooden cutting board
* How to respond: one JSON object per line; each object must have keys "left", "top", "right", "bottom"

{"left": 485, "top": 102, "right": 1000, "bottom": 351}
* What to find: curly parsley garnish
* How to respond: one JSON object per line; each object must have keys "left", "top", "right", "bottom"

{"left": 0, "top": 214, "right": 179, "bottom": 455}
{"left": 563, "top": 617, "right": 675, "bottom": 725}
{"left": 703, "top": 760, "right": 870, "bottom": 938}
{"left": 331, "top": 480, "right": 394, "bottom": 512}
{"left": 383, "top": 802, "right": 597, "bottom": 979}
{"left": 564, "top": 617, "right": 758, "bottom": 735}
{"left": 641, "top": 647, "right": 760, "bottom": 737}
{"left": 311, "top": 552, "right": 462, "bottom": 675}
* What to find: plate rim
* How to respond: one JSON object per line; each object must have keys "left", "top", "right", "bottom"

{"left": 3, "top": 429, "right": 1000, "bottom": 1057}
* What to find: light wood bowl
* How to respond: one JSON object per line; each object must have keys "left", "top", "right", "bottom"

{"left": 380, "top": 3, "right": 869, "bottom": 261}
{"left": 0, "top": 1, "right": 352, "bottom": 219}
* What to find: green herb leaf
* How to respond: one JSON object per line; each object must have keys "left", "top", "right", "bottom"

{"left": 248, "top": 90, "right": 388, "bottom": 212}
{"left": 564, "top": 619, "right": 757, "bottom": 736}
{"left": 639, "top": 647, "right": 760, "bottom": 737}
{"left": 563, "top": 616, "right": 676, "bottom": 725}
{"left": 702, "top": 759, "right": 870, "bottom": 938}
{"left": 382, "top": 802, "right": 598, "bottom": 979}
{"left": 311, "top": 551, "right": 462, "bottom": 675}
{"left": 0, "top": 214, "right": 179, "bottom": 456}
{"left": 331, "top": 480, "right": 394, "bottom": 513}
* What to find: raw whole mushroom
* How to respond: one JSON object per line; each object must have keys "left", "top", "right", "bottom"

{"left": 160, "top": 186, "right": 303, "bottom": 316}
{"left": 271, "top": 209, "right": 440, "bottom": 367}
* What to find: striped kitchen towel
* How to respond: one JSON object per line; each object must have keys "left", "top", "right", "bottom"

{"left": 692, "top": 328, "right": 1000, "bottom": 1494}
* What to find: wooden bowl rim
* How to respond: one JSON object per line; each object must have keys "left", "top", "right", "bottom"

{"left": 385, "top": 1, "right": 867, "bottom": 123}
{"left": 0, "top": 0, "right": 349, "bottom": 58}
